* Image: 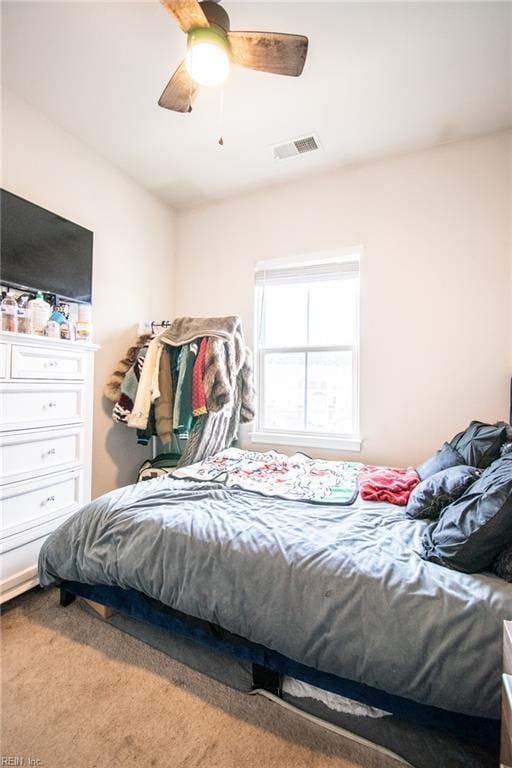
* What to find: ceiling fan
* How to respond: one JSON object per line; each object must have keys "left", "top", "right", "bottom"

{"left": 158, "top": 0, "right": 309, "bottom": 113}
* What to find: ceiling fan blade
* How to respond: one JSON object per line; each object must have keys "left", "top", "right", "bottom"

{"left": 160, "top": 0, "right": 209, "bottom": 33}
{"left": 228, "top": 31, "right": 308, "bottom": 77}
{"left": 158, "top": 60, "right": 199, "bottom": 113}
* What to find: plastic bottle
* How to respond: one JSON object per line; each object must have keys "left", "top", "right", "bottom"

{"left": 17, "top": 296, "right": 33, "bottom": 334}
{"left": 46, "top": 320, "right": 61, "bottom": 339}
{"left": 29, "top": 292, "right": 51, "bottom": 335}
{"left": 18, "top": 307, "right": 33, "bottom": 334}
{"left": 1, "top": 292, "right": 18, "bottom": 333}
{"left": 61, "top": 318, "right": 76, "bottom": 341}
{"left": 76, "top": 304, "right": 92, "bottom": 342}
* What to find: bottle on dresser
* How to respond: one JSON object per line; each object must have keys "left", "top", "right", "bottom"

{"left": 60, "top": 316, "right": 76, "bottom": 341}
{"left": 28, "top": 291, "right": 52, "bottom": 335}
{"left": 53, "top": 302, "right": 76, "bottom": 341}
{"left": 17, "top": 295, "right": 33, "bottom": 334}
{"left": 76, "top": 303, "right": 92, "bottom": 342}
{"left": 0, "top": 290, "right": 18, "bottom": 333}
{"left": 46, "top": 307, "right": 66, "bottom": 339}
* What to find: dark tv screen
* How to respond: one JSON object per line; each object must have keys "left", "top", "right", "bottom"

{"left": 1, "top": 189, "right": 93, "bottom": 303}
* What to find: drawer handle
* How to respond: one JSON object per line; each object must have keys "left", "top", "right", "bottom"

{"left": 47, "top": 448, "right": 56, "bottom": 455}
{"left": 47, "top": 402, "right": 57, "bottom": 408}
{"left": 42, "top": 495, "right": 56, "bottom": 505}
{"left": 44, "top": 361, "right": 58, "bottom": 368}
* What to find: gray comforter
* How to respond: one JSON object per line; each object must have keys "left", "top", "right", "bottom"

{"left": 38, "top": 475, "right": 512, "bottom": 720}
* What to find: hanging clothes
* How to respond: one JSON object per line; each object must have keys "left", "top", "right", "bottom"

{"left": 112, "top": 346, "right": 148, "bottom": 424}
{"left": 179, "top": 346, "right": 254, "bottom": 467}
{"left": 104, "top": 333, "right": 152, "bottom": 403}
{"left": 129, "top": 316, "right": 249, "bottom": 430}
{"left": 127, "top": 341, "right": 163, "bottom": 431}
{"left": 173, "top": 341, "right": 198, "bottom": 438}
{"left": 108, "top": 316, "right": 255, "bottom": 464}
{"left": 192, "top": 337, "right": 208, "bottom": 417}
{"left": 155, "top": 345, "right": 173, "bottom": 446}
{"left": 136, "top": 405, "right": 156, "bottom": 446}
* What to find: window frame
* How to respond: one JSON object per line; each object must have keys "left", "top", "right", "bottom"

{"left": 251, "top": 251, "right": 361, "bottom": 452}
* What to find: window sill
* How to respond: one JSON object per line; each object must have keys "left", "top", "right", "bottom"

{"left": 250, "top": 430, "right": 362, "bottom": 452}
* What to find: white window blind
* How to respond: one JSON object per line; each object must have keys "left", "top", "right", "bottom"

{"left": 254, "top": 259, "right": 359, "bottom": 286}
{"left": 253, "top": 255, "right": 361, "bottom": 451}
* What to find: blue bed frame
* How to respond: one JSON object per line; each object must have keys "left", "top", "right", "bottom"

{"left": 59, "top": 579, "right": 499, "bottom": 758}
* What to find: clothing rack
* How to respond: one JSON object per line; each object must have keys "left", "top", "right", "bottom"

{"left": 151, "top": 320, "right": 172, "bottom": 336}
{"left": 117, "top": 316, "right": 253, "bottom": 471}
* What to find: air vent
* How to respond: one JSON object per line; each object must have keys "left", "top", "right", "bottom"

{"left": 272, "top": 134, "right": 320, "bottom": 160}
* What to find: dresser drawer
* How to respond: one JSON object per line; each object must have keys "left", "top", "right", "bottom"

{"left": 0, "top": 384, "right": 85, "bottom": 430}
{"left": 0, "top": 344, "right": 9, "bottom": 378}
{"left": 11, "top": 343, "right": 85, "bottom": 380}
{"left": 504, "top": 621, "right": 512, "bottom": 675}
{"left": 0, "top": 533, "right": 49, "bottom": 603}
{"left": 0, "top": 471, "right": 82, "bottom": 540}
{"left": 503, "top": 674, "right": 512, "bottom": 768}
{"left": 0, "top": 426, "right": 84, "bottom": 485}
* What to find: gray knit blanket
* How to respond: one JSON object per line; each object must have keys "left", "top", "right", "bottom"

{"left": 160, "top": 316, "right": 243, "bottom": 346}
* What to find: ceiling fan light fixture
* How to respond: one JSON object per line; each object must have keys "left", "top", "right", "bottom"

{"left": 185, "top": 27, "right": 230, "bottom": 87}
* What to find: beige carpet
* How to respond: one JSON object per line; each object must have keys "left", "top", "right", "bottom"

{"left": 2, "top": 588, "right": 403, "bottom": 768}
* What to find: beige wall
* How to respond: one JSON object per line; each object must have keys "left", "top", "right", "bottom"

{"left": 2, "top": 87, "right": 509, "bottom": 482}
{"left": 175, "top": 132, "right": 511, "bottom": 468}
{"left": 1, "top": 89, "right": 176, "bottom": 496}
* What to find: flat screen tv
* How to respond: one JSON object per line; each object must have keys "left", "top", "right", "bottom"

{"left": 1, "top": 189, "right": 93, "bottom": 303}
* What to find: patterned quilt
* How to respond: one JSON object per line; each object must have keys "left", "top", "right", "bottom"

{"left": 177, "top": 448, "right": 362, "bottom": 505}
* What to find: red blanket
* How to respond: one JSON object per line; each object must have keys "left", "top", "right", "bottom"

{"left": 358, "top": 465, "right": 420, "bottom": 506}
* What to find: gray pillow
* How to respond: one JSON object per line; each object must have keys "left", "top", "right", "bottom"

{"left": 450, "top": 420, "right": 508, "bottom": 469}
{"left": 406, "top": 466, "right": 480, "bottom": 520}
{"left": 494, "top": 545, "right": 512, "bottom": 581}
{"left": 416, "top": 442, "right": 465, "bottom": 481}
{"left": 421, "top": 454, "right": 512, "bottom": 573}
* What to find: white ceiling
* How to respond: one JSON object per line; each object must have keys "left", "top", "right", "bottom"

{"left": 2, "top": 1, "right": 511, "bottom": 209}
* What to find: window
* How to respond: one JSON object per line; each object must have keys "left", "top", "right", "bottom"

{"left": 252, "top": 253, "right": 360, "bottom": 451}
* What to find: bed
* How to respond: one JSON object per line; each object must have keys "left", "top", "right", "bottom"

{"left": 38, "top": 450, "right": 511, "bottom": 768}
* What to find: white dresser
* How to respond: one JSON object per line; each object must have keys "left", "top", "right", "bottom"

{"left": 0, "top": 331, "right": 98, "bottom": 603}
{"left": 503, "top": 621, "right": 512, "bottom": 768}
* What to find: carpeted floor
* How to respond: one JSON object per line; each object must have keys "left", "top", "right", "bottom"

{"left": 2, "top": 588, "right": 404, "bottom": 768}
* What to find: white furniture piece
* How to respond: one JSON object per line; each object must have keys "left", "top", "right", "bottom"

{"left": 502, "top": 621, "right": 512, "bottom": 768}
{"left": 0, "top": 330, "right": 98, "bottom": 603}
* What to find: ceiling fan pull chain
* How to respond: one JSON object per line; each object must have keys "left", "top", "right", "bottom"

{"left": 218, "top": 86, "right": 224, "bottom": 146}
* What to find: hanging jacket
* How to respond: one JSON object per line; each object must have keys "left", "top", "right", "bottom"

{"left": 178, "top": 347, "right": 255, "bottom": 467}
{"left": 104, "top": 333, "right": 152, "bottom": 403}
{"left": 172, "top": 342, "right": 198, "bottom": 437}
{"left": 191, "top": 337, "right": 208, "bottom": 417}
{"left": 127, "top": 340, "right": 163, "bottom": 431}
{"left": 112, "top": 347, "right": 148, "bottom": 424}
{"left": 155, "top": 345, "right": 173, "bottom": 446}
